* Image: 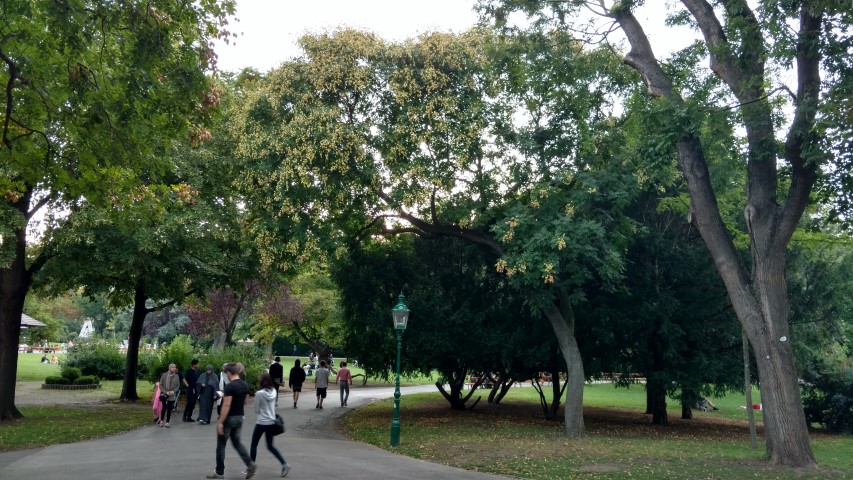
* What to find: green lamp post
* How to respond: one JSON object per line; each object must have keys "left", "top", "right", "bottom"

{"left": 390, "top": 292, "right": 410, "bottom": 447}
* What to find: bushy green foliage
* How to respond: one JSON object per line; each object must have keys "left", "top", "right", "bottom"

{"left": 802, "top": 363, "right": 853, "bottom": 434}
{"left": 63, "top": 342, "right": 126, "bottom": 380}
{"left": 44, "top": 376, "right": 69, "bottom": 385}
{"left": 73, "top": 375, "right": 100, "bottom": 385}
{"left": 140, "top": 335, "right": 197, "bottom": 384}
{"left": 200, "top": 345, "right": 270, "bottom": 392}
{"left": 60, "top": 366, "right": 81, "bottom": 383}
{"left": 141, "top": 338, "right": 268, "bottom": 391}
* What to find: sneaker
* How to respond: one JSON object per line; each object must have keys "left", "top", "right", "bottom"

{"left": 206, "top": 473, "right": 224, "bottom": 479}
{"left": 281, "top": 463, "right": 291, "bottom": 477}
{"left": 319, "top": 405, "right": 323, "bottom": 409}
{"left": 245, "top": 463, "right": 257, "bottom": 479}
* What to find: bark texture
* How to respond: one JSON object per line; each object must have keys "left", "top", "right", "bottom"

{"left": 0, "top": 192, "right": 40, "bottom": 421}
{"left": 545, "top": 293, "right": 585, "bottom": 437}
{"left": 611, "top": 2, "right": 821, "bottom": 467}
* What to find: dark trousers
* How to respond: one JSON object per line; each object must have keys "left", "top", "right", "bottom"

{"left": 184, "top": 389, "right": 198, "bottom": 420}
{"left": 250, "top": 423, "right": 286, "bottom": 465}
{"left": 160, "top": 400, "right": 175, "bottom": 423}
{"left": 215, "top": 416, "right": 253, "bottom": 475}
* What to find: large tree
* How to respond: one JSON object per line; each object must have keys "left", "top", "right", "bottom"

{"left": 232, "top": 28, "right": 637, "bottom": 437}
{"left": 0, "top": 0, "right": 235, "bottom": 417}
{"left": 481, "top": 0, "right": 852, "bottom": 467}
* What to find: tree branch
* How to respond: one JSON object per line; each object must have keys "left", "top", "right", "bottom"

{"left": 776, "top": 4, "right": 824, "bottom": 249}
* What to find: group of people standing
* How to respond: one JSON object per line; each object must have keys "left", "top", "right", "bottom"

{"left": 151, "top": 354, "right": 352, "bottom": 479}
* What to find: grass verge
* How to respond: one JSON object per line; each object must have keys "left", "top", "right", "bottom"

{"left": 15, "top": 353, "right": 62, "bottom": 381}
{"left": 342, "top": 388, "right": 852, "bottom": 480}
{"left": 0, "top": 404, "right": 152, "bottom": 451}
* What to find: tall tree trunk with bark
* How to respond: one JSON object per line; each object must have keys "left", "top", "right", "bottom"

{"left": 0, "top": 193, "right": 42, "bottom": 421}
{"left": 0, "top": 231, "right": 28, "bottom": 420}
{"left": 121, "top": 284, "right": 151, "bottom": 401}
{"left": 544, "top": 291, "right": 585, "bottom": 437}
{"left": 648, "top": 381, "right": 668, "bottom": 426}
{"left": 612, "top": 3, "right": 821, "bottom": 467}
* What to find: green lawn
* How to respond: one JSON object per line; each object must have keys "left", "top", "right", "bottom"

{"left": 15, "top": 353, "right": 63, "bottom": 381}
{"left": 0, "top": 404, "right": 152, "bottom": 450}
{"left": 342, "top": 385, "right": 850, "bottom": 480}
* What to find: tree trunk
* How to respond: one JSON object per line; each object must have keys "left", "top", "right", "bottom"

{"left": 682, "top": 401, "right": 693, "bottom": 420}
{"left": 648, "top": 382, "right": 668, "bottom": 426}
{"left": 743, "top": 329, "right": 759, "bottom": 448}
{"left": 681, "top": 388, "right": 700, "bottom": 420}
{"left": 0, "top": 258, "right": 27, "bottom": 420}
{"left": 488, "top": 374, "right": 514, "bottom": 404}
{"left": 612, "top": 6, "right": 818, "bottom": 467}
{"left": 544, "top": 292, "right": 584, "bottom": 437}
{"left": 435, "top": 369, "right": 480, "bottom": 410}
{"left": 213, "top": 332, "right": 227, "bottom": 349}
{"left": 0, "top": 202, "right": 33, "bottom": 421}
{"left": 120, "top": 285, "right": 150, "bottom": 401}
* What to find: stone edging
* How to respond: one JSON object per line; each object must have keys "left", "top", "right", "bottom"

{"left": 41, "top": 384, "right": 102, "bottom": 390}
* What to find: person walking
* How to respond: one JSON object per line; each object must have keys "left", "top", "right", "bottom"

{"left": 196, "top": 364, "right": 218, "bottom": 425}
{"left": 288, "top": 359, "right": 306, "bottom": 409}
{"left": 269, "top": 356, "right": 284, "bottom": 405}
{"left": 206, "top": 363, "right": 257, "bottom": 479}
{"left": 335, "top": 361, "right": 353, "bottom": 407}
{"left": 183, "top": 359, "right": 201, "bottom": 422}
{"left": 250, "top": 373, "right": 291, "bottom": 477}
{"left": 158, "top": 363, "right": 181, "bottom": 428}
{"left": 314, "top": 360, "right": 330, "bottom": 409}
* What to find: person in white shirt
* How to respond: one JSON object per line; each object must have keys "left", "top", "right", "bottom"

{"left": 251, "top": 373, "right": 291, "bottom": 477}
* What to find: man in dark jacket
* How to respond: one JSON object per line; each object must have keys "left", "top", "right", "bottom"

{"left": 269, "top": 356, "right": 284, "bottom": 405}
{"left": 183, "top": 359, "right": 200, "bottom": 422}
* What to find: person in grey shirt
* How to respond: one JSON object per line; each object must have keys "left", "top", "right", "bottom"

{"left": 314, "top": 361, "right": 330, "bottom": 409}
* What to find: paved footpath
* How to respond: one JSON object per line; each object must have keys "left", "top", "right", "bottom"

{"left": 0, "top": 385, "right": 510, "bottom": 480}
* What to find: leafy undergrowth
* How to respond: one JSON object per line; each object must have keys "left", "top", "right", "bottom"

{"left": 0, "top": 404, "right": 152, "bottom": 451}
{"left": 342, "top": 393, "right": 853, "bottom": 480}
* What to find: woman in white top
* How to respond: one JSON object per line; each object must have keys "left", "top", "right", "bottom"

{"left": 251, "top": 373, "right": 291, "bottom": 477}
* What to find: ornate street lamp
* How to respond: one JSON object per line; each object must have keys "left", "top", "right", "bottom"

{"left": 390, "top": 292, "right": 409, "bottom": 447}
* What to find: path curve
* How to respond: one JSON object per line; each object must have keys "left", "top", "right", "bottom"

{"left": 1, "top": 384, "right": 511, "bottom": 480}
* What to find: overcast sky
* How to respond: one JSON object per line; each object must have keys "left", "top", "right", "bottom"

{"left": 213, "top": 1, "right": 693, "bottom": 73}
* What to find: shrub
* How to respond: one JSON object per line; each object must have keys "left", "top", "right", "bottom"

{"left": 143, "top": 343, "right": 270, "bottom": 391}
{"left": 802, "top": 363, "right": 853, "bottom": 434}
{"left": 141, "top": 335, "right": 200, "bottom": 383}
{"left": 74, "top": 375, "right": 100, "bottom": 385}
{"left": 60, "top": 366, "right": 81, "bottom": 383}
{"left": 45, "top": 376, "right": 70, "bottom": 385}
{"left": 63, "top": 342, "right": 126, "bottom": 380}
{"left": 199, "top": 345, "right": 269, "bottom": 392}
